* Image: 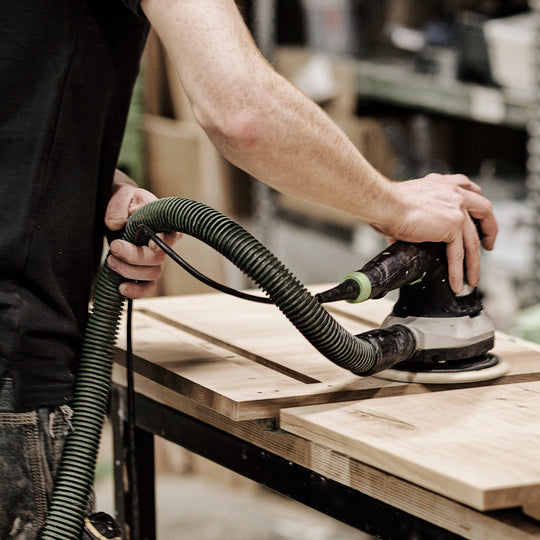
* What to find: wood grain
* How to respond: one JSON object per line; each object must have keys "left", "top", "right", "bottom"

{"left": 112, "top": 364, "right": 540, "bottom": 539}
{"left": 280, "top": 381, "right": 540, "bottom": 511}
{"left": 113, "top": 288, "right": 540, "bottom": 534}
{"left": 117, "top": 290, "right": 540, "bottom": 420}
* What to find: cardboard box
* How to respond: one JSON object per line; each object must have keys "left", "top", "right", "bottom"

{"left": 141, "top": 29, "right": 254, "bottom": 296}
{"left": 144, "top": 115, "right": 245, "bottom": 212}
{"left": 274, "top": 46, "right": 357, "bottom": 120}
{"left": 143, "top": 114, "right": 250, "bottom": 295}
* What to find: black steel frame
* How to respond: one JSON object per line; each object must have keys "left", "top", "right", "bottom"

{"left": 110, "top": 384, "right": 465, "bottom": 540}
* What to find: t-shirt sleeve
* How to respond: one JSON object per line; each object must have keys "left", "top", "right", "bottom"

{"left": 122, "top": 0, "right": 145, "bottom": 18}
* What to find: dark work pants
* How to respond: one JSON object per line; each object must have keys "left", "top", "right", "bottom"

{"left": 0, "top": 378, "right": 79, "bottom": 539}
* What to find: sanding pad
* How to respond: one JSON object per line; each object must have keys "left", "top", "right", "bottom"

{"left": 374, "top": 358, "right": 510, "bottom": 384}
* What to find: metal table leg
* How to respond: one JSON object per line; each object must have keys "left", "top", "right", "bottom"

{"left": 110, "top": 384, "right": 465, "bottom": 540}
{"left": 111, "top": 385, "right": 156, "bottom": 540}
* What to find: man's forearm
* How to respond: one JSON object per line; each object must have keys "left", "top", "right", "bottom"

{"left": 141, "top": 0, "right": 398, "bottom": 230}
{"left": 141, "top": 0, "right": 498, "bottom": 292}
{"left": 204, "top": 71, "right": 397, "bottom": 230}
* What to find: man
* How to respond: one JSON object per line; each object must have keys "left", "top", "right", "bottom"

{"left": 1, "top": 0, "right": 496, "bottom": 538}
{"left": 111, "top": 0, "right": 497, "bottom": 297}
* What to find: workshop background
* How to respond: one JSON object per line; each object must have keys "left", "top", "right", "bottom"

{"left": 97, "top": 1, "right": 539, "bottom": 538}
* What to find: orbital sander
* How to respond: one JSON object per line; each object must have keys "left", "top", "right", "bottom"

{"left": 317, "top": 240, "right": 508, "bottom": 383}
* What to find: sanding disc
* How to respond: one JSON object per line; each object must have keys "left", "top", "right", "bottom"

{"left": 374, "top": 359, "right": 510, "bottom": 384}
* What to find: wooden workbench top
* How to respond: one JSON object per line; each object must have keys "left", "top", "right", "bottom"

{"left": 115, "top": 288, "right": 540, "bottom": 421}
{"left": 113, "top": 287, "right": 540, "bottom": 537}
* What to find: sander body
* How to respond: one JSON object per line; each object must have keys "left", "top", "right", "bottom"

{"left": 318, "top": 241, "right": 507, "bottom": 383}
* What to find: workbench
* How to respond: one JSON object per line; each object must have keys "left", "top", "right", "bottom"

{"left": 110, "top": 287, "right": 540, "bottom": 540}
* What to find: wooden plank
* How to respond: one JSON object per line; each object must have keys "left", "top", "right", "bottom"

{"left": 111, "top": 365, "right": 540, "bottom": 540}
{"left": 113, "top": 288, "right": 540, "bottom": 531}
{"left": 280, "top": 381, "right": 540, "bottom": 511}
{"left": 116, "top": 298, "right": 403, "bottom": 420}
{"left": 117, "top": 290, "right": 540, "bottom": 420}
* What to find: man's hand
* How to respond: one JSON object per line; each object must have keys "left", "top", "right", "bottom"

{"left": 374, "top": 173, "right": 497, "bottom": 294}
{"left": 104, "top": 170, "right": 180, "bottom": 298}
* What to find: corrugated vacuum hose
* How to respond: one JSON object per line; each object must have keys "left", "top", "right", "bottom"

{"left": 41, "top": 196, "right": 390, "bottom": 540}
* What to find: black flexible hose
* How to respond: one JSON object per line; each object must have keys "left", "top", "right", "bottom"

{"left": 41, "top": 197, "right": 380, "bottom": 540}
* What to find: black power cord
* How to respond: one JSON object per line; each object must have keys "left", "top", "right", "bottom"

{"left": 124, "top": 224, "right": 274, "bottom": 540}
{"left": 125, "top": 298, "right": 140, "bottom": 540}
{"left": 123, "top": 224, "right": 347, "bottom": 537}
{"left": 137, "top": 224, "right": 273, "bottom": 304}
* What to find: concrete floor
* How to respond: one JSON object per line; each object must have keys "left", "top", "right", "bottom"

{"left": 94, "top": 425, "right": 372, "bottom": 540}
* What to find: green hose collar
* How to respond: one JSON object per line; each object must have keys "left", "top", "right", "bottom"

{"left": 340, "top": 272, "right": 372, "bottom": 303}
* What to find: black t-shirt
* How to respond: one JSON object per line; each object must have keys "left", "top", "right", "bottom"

{"left": 0, "top": 0, "right": 148, "bottom": 410}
